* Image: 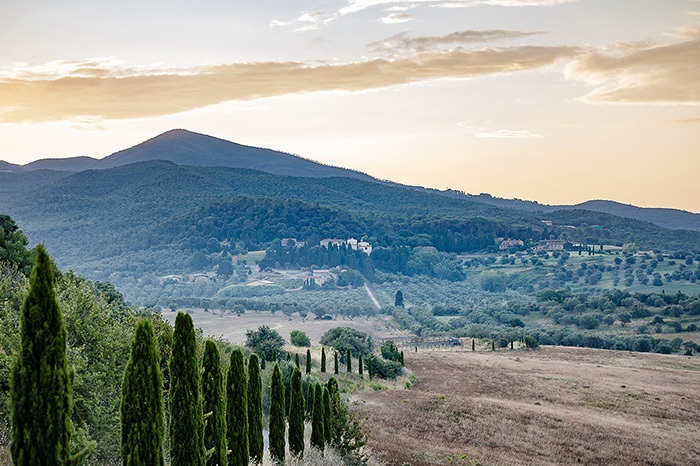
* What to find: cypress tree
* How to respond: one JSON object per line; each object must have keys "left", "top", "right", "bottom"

{"left": 325, "top": 378, "right": 342, "bottom": 445}
{"left": 306, "top": 349, "right": 312, "bottom": 374}
{"left": 202, "top": 340, "right": 227, "bottom": 466}
{"left": 322, "top": 387, "right": 331, "bottom": 444}
{"left": 170, "top": 312, "right": 205, "bottom": 466}
{"left": 321, "top": 347, "right": 326, "bottom": 373}
{"left": 400, "top": 351, "right": 404, "bottom": 366}
{"left": 11, "top": 245, "right": 93, "bottom": 466}
{"left": 260, "top": 358, "right": 266, "bottom": 371}
{"left": 358, "top": 354, "right": 363, "bottom": 376}
{"left": 121, "top": 319, "right": 165, "bottom": 466}
{"left": 288, "top": 367, "right": 304, "bottom": 458}
{"left": 334, "top": 351, "right": 339, "bottom": 375}
{"left": 367, "top": 357, "right": 373, "bottom": 379}
{"left": 247, "top": 354, "right": 264, "bottom": 465}
{"left": 269, "top": 363, "right": 286, "bottom": 465}
{"left": 305, "top": 380, "right": 315, "bottom": 419}
{"left": 310, "top": 383, "right": 325, "bottom": 451}
{"left": 294, "top": 352, "right": 300, "bottom": 369}
{"left": 472, "top": 339, "right": 475, "bottom": 352}
{"left": 226, "top": 347, "right": 249, "bottom": 466}
{"left": 346, "top": 348, "right": 352, "bottom": 373}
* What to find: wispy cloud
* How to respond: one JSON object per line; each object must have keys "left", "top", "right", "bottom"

{"left": 566, "top": 23, "right": 700, "bottom": 105}
{"left": 674, "top": 117, "right": 700, "bottom": 124}
{"left": 270, "top": 11, "right": 330, "bottom": 32}
{"left": 474, "top": 129, "right": 545, "bottom": 138}
{"left": 380, "top": 13, "right": 414, "bottom": 23}
{"left": 458, "top": 121, "right": 545, "bottom": 138}
{"left": 368, "top": 29, "right": 545, "bottom": 53}
{"left": 0, "top": 45, "right": 578, "bottom": 123}
{"left": 339, "top": 0, "right": 576, "bottom": 15}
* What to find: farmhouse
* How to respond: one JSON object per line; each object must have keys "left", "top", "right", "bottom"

{"left": 499, "top": 239, "right": 524, "bottom": 250}
{"left": 320, "top": 238, "right": 347, "bottom": 248}
{"left": 320, "top": 237, "right": 373, "bottom": 255}
{"left": 532, "top": 239, "right": 566, "bottom": 252}
{"left": 281, "top": 237, "right": 305, "bottom": 248}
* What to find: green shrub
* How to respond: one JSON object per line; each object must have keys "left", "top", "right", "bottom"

{"left": 290, "top": 330, "right": 311, "bottom": 347}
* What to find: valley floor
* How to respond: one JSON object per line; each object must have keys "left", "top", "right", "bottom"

{"left": 355, "top": 346, "right": 700, "bottom": 466}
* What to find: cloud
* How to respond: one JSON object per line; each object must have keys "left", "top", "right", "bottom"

{"left": 474, "top": 129, "right": 544, "bottom": 138}
{"left": 566, "top": 23, "right": 700, "bottom": 105}
{"left": 339, "top": 0, "right": 576, "bottom": 15}
{"left": 674, "top": 117, "right": 700, "bottom": 124}
{"left": 368, "top": 29, "right": 545, "bottom": 53}
{"left": 380, "top": 13, "right": 414, "bottom": 23}
{"left": 0, "top": 45, "right": 578, "bottom": 123}
{"left": 458, "top": 122, "right": 544, "bottom": 138}
{"left": 270, "top": 11, "right": 330, "bottom": 32}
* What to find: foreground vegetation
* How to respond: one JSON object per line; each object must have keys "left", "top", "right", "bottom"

{"left": 1, "top": 216, "right": 394, "bottom": 465}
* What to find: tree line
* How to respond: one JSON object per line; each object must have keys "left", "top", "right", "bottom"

{"left": 8, "top": 246, "right": 363, "bottom": 465}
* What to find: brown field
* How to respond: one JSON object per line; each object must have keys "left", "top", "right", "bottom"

{"left": 354, "top": 346, "right": 700, "bottom": 466}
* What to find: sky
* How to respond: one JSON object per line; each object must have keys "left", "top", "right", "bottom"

{"left": 1, "top": 0, "right": 699, "bottom": 212}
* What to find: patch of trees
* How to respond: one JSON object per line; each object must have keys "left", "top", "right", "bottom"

{"left": 319, "top": 327, "right": 374, "bottom": 362}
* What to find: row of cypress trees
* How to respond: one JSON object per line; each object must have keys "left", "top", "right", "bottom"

{"left": 120, "top": 312, "right": 263, "bottom": 466}
{"left": 9, "top": 247, "right": 345, "bottom": 466}
{"left": 122, "top": 313, "right": 344, "bottom": 466}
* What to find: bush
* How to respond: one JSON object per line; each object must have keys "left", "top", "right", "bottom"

{"left": 320, "top": 327, "right": 374, "bottom": 362}
{"left": 653, "top": 342, "right": 674, "bottom": 354}
{"left": 524, "top": 335, "right": 539, "bottom": 349}
{"left": 290, "top": 330, "right": 311, "bottom": 347}
{"left": 380, "top": 340, "right": 401, "bottom": 362}
{"left": 246, "top": 325, "right": 286, "bottom": 361}
{"left": 633, "top": 338, "right": 653, "bottom": 352}
{"left": 365, "top": 355, "right": 403, "bottom": 379}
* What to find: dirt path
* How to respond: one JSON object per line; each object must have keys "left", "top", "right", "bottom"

{"left": 364, "top": 282, "right": 381, "bottom": 309}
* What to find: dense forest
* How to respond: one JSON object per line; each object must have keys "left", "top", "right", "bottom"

{"left": 2, "top": 159, "right": 700, "bottom": 303}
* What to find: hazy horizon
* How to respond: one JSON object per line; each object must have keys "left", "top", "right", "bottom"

{"left": 1, "top": 0, "right": 698, "bottom": 211}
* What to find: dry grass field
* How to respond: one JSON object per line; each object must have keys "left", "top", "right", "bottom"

{"left": 162, "top": 309, "right": 405, "bottom": 345}
{"left": 355, "top": 346, "right": 700, "bottom": 466}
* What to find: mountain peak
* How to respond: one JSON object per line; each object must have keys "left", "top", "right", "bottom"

{"left": 97, "top": 129, "right": 376, "bottom": 180}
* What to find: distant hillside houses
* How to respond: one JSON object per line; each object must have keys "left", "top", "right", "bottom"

{"left": 499, "top": 239, "right": 524, "bottom": 250}
{"left": 532, "top": 239, "right": 566, "bottom": 252}
{"left": 281, "top": 238, "right": 305, "bottom": 248}
{"left": 320, "top": 237, "right": 372, "bottom": 255}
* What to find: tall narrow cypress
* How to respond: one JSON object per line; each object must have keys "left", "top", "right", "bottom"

{"left": 170, "top": 312, "right": 205, "bottom": 466}
{"left": 269, "top": 363, "right": 286, "bottom": 465}
{"left": 321, "top": 348, "right": 326, "bottom": 373}
{"left": 322, "top": 387, "right": 331, "bottom": 444}
{"left": 334, "top": 351, "right": 339, "bottom": 375}
{"left": 306, "top": 349, "right": 312, "bottom": 374}
{"left": 310, "top": 383, "right": 325, "bottom": 451}
{"left": 305, "top": 380, "right": 315, "bottom": 419}
{"left": 288, "top": 367, "right": 304, "bottom": 457}
{"left": 358, "top": 354, "right": 364, "bottom": 376}
{"left": 11, "top": 245, "right": 93, "bottom": 466}
{"left": 326, "top": 378, "right": 341, "bottom": 445}
{"left": 346, "top": 348, "right": 352, "bottom": 373}
{"left": 121, "top": 319, "right": 165, "bottom": 466}
{"left": 226, "top": 347, "right": 249, "bottom": 466}
{"left": 400, "top": 351, "right": 404, "bottom": 366}
{"left": 202, "top": 340, "right": 227, "bottom": 466}
{"left": 247, "top": 354, "right": 264, "bottom": 465}
{"left": 294, "top": 352, "right": 300, "bottom": 369}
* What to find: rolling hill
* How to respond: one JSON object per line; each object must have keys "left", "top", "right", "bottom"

{"left": 1, "top": 129, "right": 375, "bottom": 181}
{"left": 2, "top": 129, "right": 700, "bottom": 303}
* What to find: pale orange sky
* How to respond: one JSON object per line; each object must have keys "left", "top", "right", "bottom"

{"left": 0, "top": 0, "right": 698, "bottom": 211}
